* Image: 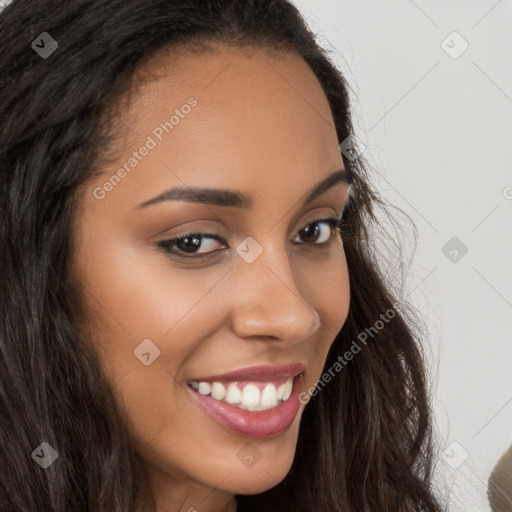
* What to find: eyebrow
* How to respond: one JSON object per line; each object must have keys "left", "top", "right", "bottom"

{"left": 136, "top": 167, "right": 353, "bottom": 210}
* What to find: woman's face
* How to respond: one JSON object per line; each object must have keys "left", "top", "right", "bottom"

{"left": 71, "top": 45, "right": 351, "bottom": 511}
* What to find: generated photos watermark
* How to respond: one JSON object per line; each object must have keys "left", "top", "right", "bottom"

{"left": 93, "top": 97, "right": 198, "bottom": 200}
{"left": 298, "top": 301, "right": 403, "bottom": 404}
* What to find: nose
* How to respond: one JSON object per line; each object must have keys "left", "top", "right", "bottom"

{"left": 228, "top": 242, "right": 321, "bottom": 344}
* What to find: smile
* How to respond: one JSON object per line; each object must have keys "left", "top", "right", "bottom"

{"left": 186, "top": 364, "right": 306, "bottom": 438}
{"left": 188, "top": 377, "right": 294, "bottom": 411}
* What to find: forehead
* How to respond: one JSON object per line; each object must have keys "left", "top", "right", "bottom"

{"left": 83, "top": 45, "right": 343, "bottom": 215}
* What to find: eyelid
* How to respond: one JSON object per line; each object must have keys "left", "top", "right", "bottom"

{"left": 156, "top": 207, "right": 343, "bottom": 242}
{"left": 155, "top": 211, "right": 345, "bottom": 261}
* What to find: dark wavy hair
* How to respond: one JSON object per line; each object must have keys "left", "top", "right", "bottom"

{"left": 0, "top": 0, "right": 446, "bottom": 510}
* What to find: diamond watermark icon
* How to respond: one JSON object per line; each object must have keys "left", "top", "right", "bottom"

{"left": 339, "top": 134, "right": 365, "bottom": 161}
{"left": 32, "top": 442, "right": 59, "bottom": 469}
{"left": 237, "top": 443, "right": 262, "bottom": 468}
{"left": 442, "top": 441, "right": 469, "bottom": 469}
{"left": 236, "top": 236, "right": 263, "bottom": 263}
{"left": 134, "top": 338, "right": 161, "bottom": 366}
{"left": 31, "top": 32, "right": 58, "bottom": 59}
{"left": 441, "top": 31, "right": 469, "bottom": 59}
{"left": 442, "top": 236, "right": 468, "bottom": 263}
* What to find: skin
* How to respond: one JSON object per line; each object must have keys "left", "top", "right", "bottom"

{"left": 71, "top": 44, "right": 351, "bottom": 512}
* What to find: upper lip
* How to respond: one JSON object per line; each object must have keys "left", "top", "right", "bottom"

{"left": 189, "top": 363, "right": 306, "bottom": 383}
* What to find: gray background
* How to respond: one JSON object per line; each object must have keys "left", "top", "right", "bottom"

{"left": 293, "top": 1, "right": 512, "bottom": 510}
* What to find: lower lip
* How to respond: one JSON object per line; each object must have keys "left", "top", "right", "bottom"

{"left": 186, "top": 375, "right": 304, "bottom": 438}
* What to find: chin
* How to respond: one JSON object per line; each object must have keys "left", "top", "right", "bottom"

{"left": 227, "top": 463, "right": 292, "bottom": 495}
{"left": 223, "top": 439, "right": 297, "bottom": 495}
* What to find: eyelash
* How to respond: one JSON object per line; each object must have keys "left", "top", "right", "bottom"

{"left": 156, "top": 216, "right": 350, "bottom": 262}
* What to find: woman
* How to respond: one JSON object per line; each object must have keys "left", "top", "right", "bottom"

{"left": 0, "top": 1, "right": 446, "bottom": 510}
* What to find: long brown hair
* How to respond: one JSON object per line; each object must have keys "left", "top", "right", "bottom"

{"left": 0, "top": 1, "right": 445, "bottom": 510}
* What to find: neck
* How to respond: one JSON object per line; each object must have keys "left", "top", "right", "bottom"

{"left": 137, "top": 466, "right": 238, "bottom": 512}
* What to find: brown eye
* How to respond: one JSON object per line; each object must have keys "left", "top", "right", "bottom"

{"left": 157, "top": 231, "right": 227, "bottom": 260}
{"left": 156, "top": 217, "right": 344, "bottom": 262}
{"left": 293, "top": 218, "right": 340, "bottom": 245}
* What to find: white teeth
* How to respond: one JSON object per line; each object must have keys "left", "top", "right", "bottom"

{"left": 211, "top": 382, "right": 226, "bottom": 401}
{"left": 241, "top": 384, "right": 260, "bottom": 411}
{"left": 225, "top": 383, "right": 242, "bottom": 404}
{"left": 281, "top": 378, "right": 293, "bottom": 401}
{"left": 260, "top": 383, "right": 278, "bottom": 410}
{"left": 189, "top": 377, "right": 294, "bottom": 411}
{"left": 198, "top": 382, "right": 211, "bottom": 395}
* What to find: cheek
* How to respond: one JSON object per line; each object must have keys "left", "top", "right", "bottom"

{"left": 76, "top": 234, "right": 228, "bottom": 349}
{"left": 306, "top": 251, "right": 350, "bottom": 332}
{"left": 74, "top": 239, "right": 237, "bottom": 464}
{"left": 73, "top": 238, "right": 245, "bottom": 460}
{"left": 303, "top": 253, "right": 350, "bottom": 371}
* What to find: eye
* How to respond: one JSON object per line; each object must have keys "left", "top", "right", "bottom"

{"left": 292, "top": 217, "right": 341, "bottom": 245}
{"left": 156, "top": 229, "right": 227, "bottom": 261}
{"left": 156, "top": 216, "right": 346, "bottom": 261}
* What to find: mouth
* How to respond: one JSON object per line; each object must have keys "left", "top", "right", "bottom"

{"left": 186, "top": 363, "right": 306, "bottom": 438}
